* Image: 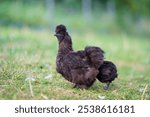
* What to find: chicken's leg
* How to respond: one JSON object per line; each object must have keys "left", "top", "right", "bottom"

{"left": 103, "top": 82, "right": 110, "bottom": 90}
{"left": 73, "top": 84, "right": 77, "bottom": 88}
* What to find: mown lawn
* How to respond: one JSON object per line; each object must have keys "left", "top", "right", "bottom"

{"left": 0, "top": 26, "right": 150, "bottom": 100}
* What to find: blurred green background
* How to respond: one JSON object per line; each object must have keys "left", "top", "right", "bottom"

{"left": 0, "top": 0, "right": 150, "bottom": 35}
{"left": 0, "top": 0, "right": 150, "bottom": 99}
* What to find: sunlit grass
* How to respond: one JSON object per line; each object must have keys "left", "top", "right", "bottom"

{"left": 0, "top": 26, "right": 150, "bottom": 100}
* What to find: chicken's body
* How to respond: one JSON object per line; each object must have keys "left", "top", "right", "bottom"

{"left": 55, "top": 25, "right": 104, "bottom": 88}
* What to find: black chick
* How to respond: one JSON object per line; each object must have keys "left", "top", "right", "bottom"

{"left": 96, "top": 61, "right": 118, "bottom": 90}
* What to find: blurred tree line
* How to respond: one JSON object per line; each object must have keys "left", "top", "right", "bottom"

{"left": 0, "top": 0, "right": 149, "bottom": 18}
{"left": 0, "top": 0, "right": 149, "bottom": 36}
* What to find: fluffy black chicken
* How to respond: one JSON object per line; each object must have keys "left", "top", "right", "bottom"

{"left": 54, "top": 24, "right": 104, "bottom": 89}
{"left": 96, "top": 61, "right": 118, "bottom": 90}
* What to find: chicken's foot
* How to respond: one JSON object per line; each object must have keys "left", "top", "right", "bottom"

{"left": 103, "top": 82, "right": 110, "bottom": 90}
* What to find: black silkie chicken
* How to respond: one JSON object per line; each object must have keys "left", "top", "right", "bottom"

{"left": 54, "top": 24, "right": 104, "bottom": 89}
{"left": 96, "top": 61, "right": 118, "bottom": 90}
{"left": 54, "top": 24, "right": 117, "bottom": 89}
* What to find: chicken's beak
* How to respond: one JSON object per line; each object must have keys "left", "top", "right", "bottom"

{"left": 54, "top": 34, "right": 63, "bottom": 37}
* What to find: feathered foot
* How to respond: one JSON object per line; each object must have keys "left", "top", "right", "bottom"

{"left": 103, "top": 82, "right": 110, "bottom": 90}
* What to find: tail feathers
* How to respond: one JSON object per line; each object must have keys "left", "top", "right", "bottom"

{"left": 96, "top": 61, "right": 118, "bottom": 83}
{"left": 85, "top": 46, "right": 104, "bottom": 69}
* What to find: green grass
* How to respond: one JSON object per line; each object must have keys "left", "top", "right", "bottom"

{"left": 0, "top": 26, "right": 150, "bottom": 100}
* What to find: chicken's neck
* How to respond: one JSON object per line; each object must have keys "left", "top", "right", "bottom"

{"left": 57, "top": 41, "right": 73, "bottom": 58}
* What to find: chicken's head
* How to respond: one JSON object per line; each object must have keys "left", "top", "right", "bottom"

{"left": 54, "top": 24, "right": 66, "bottom": 41}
